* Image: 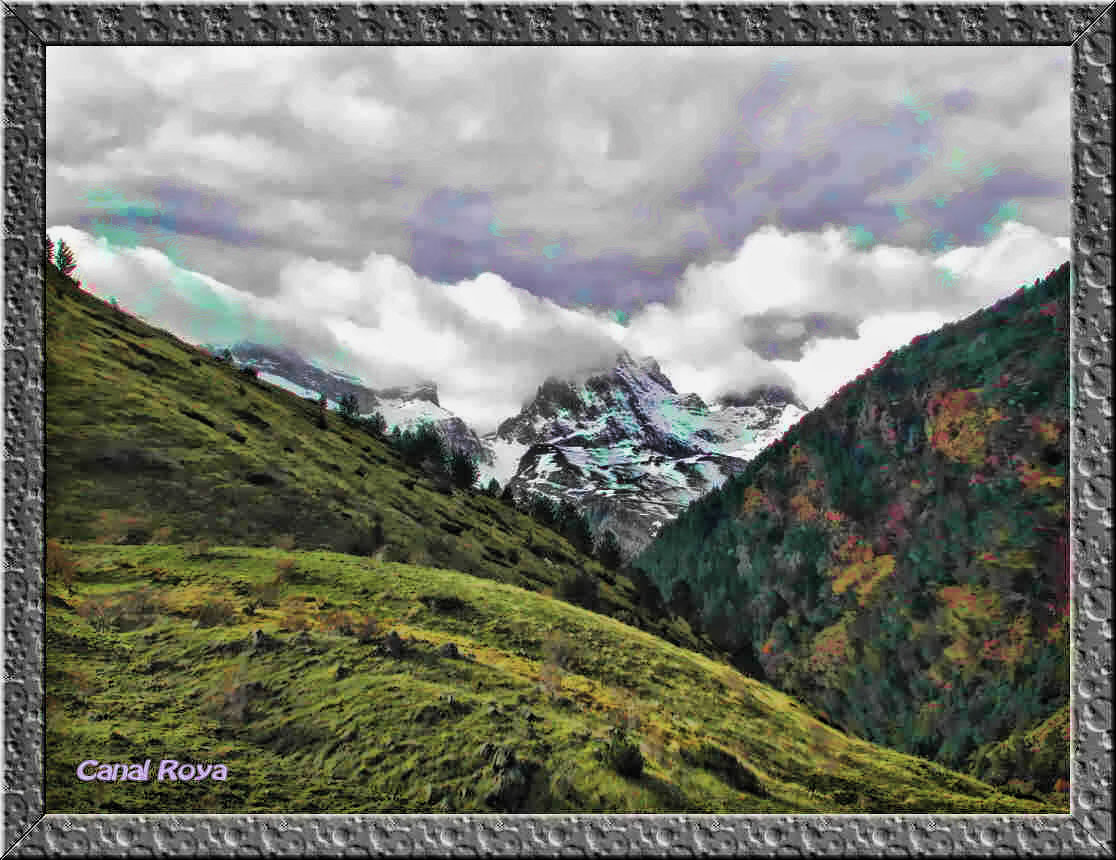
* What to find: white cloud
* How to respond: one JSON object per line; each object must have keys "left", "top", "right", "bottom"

{"left": 773, "top": 312, "right": 950, "bottom": 409}
{"left": 50, "top": 215, "right": 1069, "bottom": 430}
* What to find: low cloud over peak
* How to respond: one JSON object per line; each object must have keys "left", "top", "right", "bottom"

{"left": 52, "top": 213, "right": 1068, "bottom": 432}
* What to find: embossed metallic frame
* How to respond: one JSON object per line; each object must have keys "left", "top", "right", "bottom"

{"left": 3, "top": 3, "right": 1112, "bottom": 856}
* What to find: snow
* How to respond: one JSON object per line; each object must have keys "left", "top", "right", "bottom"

{"left": 477, "top": 437, "right": 529, "bottom": 486}
{"left": 722, "top": 403, "right": 806, "bottom": 460}
{"left": 365, "top": 398, "right": 453, "bottom": 433}
{"left": 257, "top": 371, "right": 339, "bottom": 410}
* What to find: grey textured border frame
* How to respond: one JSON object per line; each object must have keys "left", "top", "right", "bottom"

{"left": 2, "top": 2, "right": 1112, "bottom": 856}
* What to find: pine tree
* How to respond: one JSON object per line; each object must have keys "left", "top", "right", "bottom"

{"left": 561, "top": 505, "right": 593, "bottom": 556}
{"left": 45, "top": 235, "right": 54, "bottom": 267}
{"left": 531, "top": 495, "right": 558, "bottom": 528}
{"left": 670, "top": 579, "right": 697, "bottom": 624}
{"left": 338, "top": 392, "right": 359, "bottom": 420}
{"left": 596, "top": 529, "right": 623, "bottom": 570}
{"left": 449, "top": 449, "right": 480, "bottom": 490}
{"left": 486, "top": 478, "right": 501, "bottom": 497}
{"left": 364, "top": 412, "right": 387, "bottom": 437}
{"left": 55, "top": 239, "right": 77, "bottom": 277}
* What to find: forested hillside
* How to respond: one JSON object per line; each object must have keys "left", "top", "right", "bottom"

{"left": 635, "top": 262, "right": 1072, "bottom": 798}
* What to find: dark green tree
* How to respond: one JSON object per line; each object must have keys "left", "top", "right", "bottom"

{"left": 555, "top": 500, "right": 577, "bottom": 525}
{"left": 364, "top": 412, "right": 387, "bottom": 436}
{"left": 560, "top": 505, "right": 594, "bottom": 556}
{"left": 669, "top": 579, "right": 698, "bottom": 624}
{"left": 531, "top": 494, "right": 559, "bottom": 529}
{"left": 449, "top": 449, "right": 480, "bottom": 490}
{"left": 55, "top": 239, "right": 77, "bottom": 277}
{"left": 596, "top": 529, "right": 623, "bottom": 570}
{"left": 557, "top": 568, "right": 600, "bottom": 611}
{"left": 413, "top": 422, "right": 448, "bottom": 472}
{"left": 630, "top": 567, "right": 666, "bottom": 615}
{"left": 338, "top": 393, "right": 359, "bottom": 420}
{"left": 486, "top": 478, "right": 501, "bottom": 497}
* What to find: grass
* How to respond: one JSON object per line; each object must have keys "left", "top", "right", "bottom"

{"left": 44, "top": 543, "right": 1066, "bottom": 814}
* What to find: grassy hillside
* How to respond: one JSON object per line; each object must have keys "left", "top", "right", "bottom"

{"left": 45, "top": 543, "right": 1063, "bottom": 813}
{"left": 635, "top": 262, "right": 1071, "bottom": 801}
{"left": 43, "top": 263, "right": 705, "bottom": 657}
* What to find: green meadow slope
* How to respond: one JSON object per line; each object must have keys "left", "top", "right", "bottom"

{"left": 44, "top": 262, "right": 1066, "bottom": 813}
{"left": 46, "top": 545, "right": 1060, "bottom": 813}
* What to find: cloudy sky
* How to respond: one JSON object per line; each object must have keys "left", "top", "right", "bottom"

{"left": 47, "top": 46, "right": 1070, "bottom": 431}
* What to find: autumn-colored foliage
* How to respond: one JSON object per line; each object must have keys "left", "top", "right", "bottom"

{"left": 926, "top": 388, "right": 1004, "bottom": 467}
{"left": 1018, "top": 461, "right": 1064, "bottom": 491}
{"left": 939, "top": 584, "right": 1002, "bottom": 621}
{"left": 831, "top": 551, "right": 896, "bottom": 606}
{"left": 739, "top": 486, "right": 770, "bottom": 517}
{"left": 46, "top": 538, "right": 80, "bottom": 593}
{"left": 789, "top": 493, "right": 818, "bottom": 523}
{"left": 980, "top": 615, "right": 1030, "bottom": 666}
{"left": 808, "top": 616, "right": 853, "bottom": 675}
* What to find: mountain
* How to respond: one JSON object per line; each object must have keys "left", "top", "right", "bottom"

{"left": 484, "top": 352, "right": 806, "bottom": 560}
{"left": 634, "top": 262, "right": 1072, "bottom": 798}
{"left": 221, "top": 341, "right": 492, "bottom": 467}
{"left": 214, "top": 344, "right": 805, "bottom": 560}
{"left": 42, "top": 259, "right": 1068, "bottom": 814}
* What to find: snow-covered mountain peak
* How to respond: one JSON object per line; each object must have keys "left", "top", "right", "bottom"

{"left": 220, "top": 339, "right": 806, "bottom": 560}
{"left": 484, "top": 353, "right": 808, "bottom": 559}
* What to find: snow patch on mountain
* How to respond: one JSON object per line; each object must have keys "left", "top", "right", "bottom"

{"left": 495, "top": 351, "right": 807, "bottom": 559}
{"left": 477, "top": 437, "right": 530, "bottom": 487}
{"left": 368, "top": 397, "right": 453, "bottom": 434}
{"left": 256, "top": 371, "right": 341, "bottom": 410}
{"left": 226, "top": 342, "right": 490, "bottom": 464}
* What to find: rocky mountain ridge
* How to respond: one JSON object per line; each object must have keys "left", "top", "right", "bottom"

{"left": 221, "top": 343, "right": 807, "bottom": 559}
{"left": 223, "top": 342, "right": 491, "bottom": 466}
{"left": 487, "top": 351, "right": 806, "bottom": 559}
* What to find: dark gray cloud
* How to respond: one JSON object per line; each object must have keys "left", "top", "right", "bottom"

{"left": 743, "top": 312, "right": 862, "bottom": 362}
{"left": 48, "top": 46, "right": 1068, "bottom": 317}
